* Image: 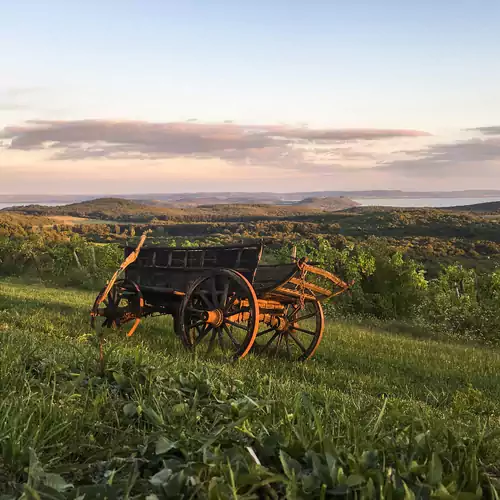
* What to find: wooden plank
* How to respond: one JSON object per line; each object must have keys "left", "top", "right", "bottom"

{"left": 124, "top": 242, "right": 263, "bottom": 252}
{"left": 288, "top": 278, "right": 332, "bottom": 297}
{"left": 139, "top": 285, "right": 185, "bottom": 295}
{"left": 272, "top": 287, "right": 317, "bottom": 301}
{"left": 137, "top": 265, "right": 255, "bottom": 272}
{"left": 235, "top": 248, "right": 242, "bottom": 268}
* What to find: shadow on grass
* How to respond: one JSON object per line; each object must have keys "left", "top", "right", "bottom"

{"left": 350, "top": 317, "right": 480, "bottom": 347}
{"left": 0, "top": 293, "right": 88, "bottom": 317}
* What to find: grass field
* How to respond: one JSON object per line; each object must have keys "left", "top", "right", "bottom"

{"left": 1, "top": 278, "right": 500, "bottom": 498}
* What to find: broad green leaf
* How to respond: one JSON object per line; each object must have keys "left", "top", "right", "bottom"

{"left": 172, "top": 402, "right": 189, "bottom": 415}
{"left": 456, "top": 493, "right": 482, "bottom": 500}
{"left": 112, "top": 372, "right": 130, "bottom": 388}
{"left": 337, "top": 466, "right": 346, "bottom": 485}
{"left": 427, "top": 452, "right": 443, "bottom": 486}
{"left": 149, "top": 468, "right": 172, "bottom": 486}
{"left": 155, "top": 436, "right": 176, "bottom": 455}
{"left": 43, "top": 473, "right": 73, "bottom": 492}
{"left": 346, "top": 474, "right": 365, "bottom": 488}
{"left": 123, "top": 402, "right": 137, "bottom": 418}
{"left": 402, "top": 481, "right": 415, "bottom": 500}
{"left": 279, "top": 450, "right": 301, "bottom": 479}
{"left": 366, "top": 478, "right": 376, "bottom": 498}
{"left": 143, "top": 407, "right": 164, "bottom": 427}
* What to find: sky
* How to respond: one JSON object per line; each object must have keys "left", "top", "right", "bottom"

{"left": 1, "top": 0, "right": 500, "bottom": 194}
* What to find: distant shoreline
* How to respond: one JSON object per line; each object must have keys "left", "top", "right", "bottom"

{"left": 2, "top": 190, "right": 500, "bottom": 205}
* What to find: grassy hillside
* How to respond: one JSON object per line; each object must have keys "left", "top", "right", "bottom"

{"left": 0, "top": 278, "right": 499, "bottom": 497}
{"left": 0, "top": 212, "right": 55, "bottom": 236}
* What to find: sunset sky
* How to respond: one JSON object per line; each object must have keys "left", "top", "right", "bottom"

{"left": 1, "top": 0, "right": 499, "bottom": 194}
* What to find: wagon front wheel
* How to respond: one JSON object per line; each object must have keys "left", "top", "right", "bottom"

{"left": 178, "top": 269, "right": 260, "bottom": 360}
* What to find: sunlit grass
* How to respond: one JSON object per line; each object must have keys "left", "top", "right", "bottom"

{"left": 1, "top": 277, "right": 500, "bottom": 497}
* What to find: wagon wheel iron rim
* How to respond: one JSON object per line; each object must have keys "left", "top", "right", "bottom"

{"left": 253, "top": 298, "right": 324, "bottom": 361}
{"left": 178, "top": 269, "right": 260, "bottom": 360}
{"left": 90, "top": 279, "right": 143, "bottom": 337}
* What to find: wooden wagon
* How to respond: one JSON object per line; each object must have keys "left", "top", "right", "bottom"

{"left": 90, "top": 234, "right": 353, "bottom": 361}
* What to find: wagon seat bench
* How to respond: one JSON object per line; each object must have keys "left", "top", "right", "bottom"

{"left": 90, "top": 233, "right": 353, "bottom": 361}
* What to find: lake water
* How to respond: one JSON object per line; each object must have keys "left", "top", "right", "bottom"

{"left": 352, "top": 197, "right": 500, "bottom": 208}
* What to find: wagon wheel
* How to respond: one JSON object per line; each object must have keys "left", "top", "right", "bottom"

{"left": 254, "top": 299, "right": 324, "bottom": 361}
{"left": 178, "top": 269, "right": 260, "bottom": 360}
{"left": 90, "top": 279, "right": 143, "bottom": 337}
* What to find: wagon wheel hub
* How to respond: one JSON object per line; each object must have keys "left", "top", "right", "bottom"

{"left": 268, "top": 315, "right": 289, "bottom": 333}
{"left": 203, "top": 309, "right": 224, "bottom": 327}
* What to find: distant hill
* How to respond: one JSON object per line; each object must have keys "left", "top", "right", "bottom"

{"left": 2, "top": 198, "right": 160, "bottom": 220}
{"left": 2, "top": 196, "right": 358, "bottom": 222}
{"left": 293, "top": 196, "right": 359, "bottom": 211}
{"left": 446, "top": 200, "right": 500, "bottom": 213}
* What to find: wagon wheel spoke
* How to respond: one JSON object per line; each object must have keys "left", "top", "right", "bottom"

{"left": 263, "top": 331, "right": 280, "bottom": 350}
{"left": 224, "top": 306, "right": 250, "bottom": 318}
{"left": 285, "top": 335, "right": 291, "bottom": 359}
{"left": 197, "top": 290, "right": 215, "bottom": 310}
{"left": 222, "top": 324, "right": 240, "bottom": 348}
{"left": 288, "top": 331, "right": 307, "bottom": 353}
{"left": 186, "top": 307, "right": 205, "bottom": 316}
{"left": 217, "top": 328, "right": 226, "bottom": 350}
{"left": 294, "top": 312, "right": 317, "bottom": 322}
{"left": 290, "top": 326, "right": 316, "bottom": 336}
{"left": 275, "top": 333, "right": 285, "bottom": 356}
{"left": 286, "top": 307, "right": 301, "bottom": 321}
{"left": 256, "top": 327, "right": 274, "bottom": 337}
{"left": 206, "top": 328, "right": 218, "bottom": 354}
{"left": 220, "top": 281, "right": 230, "bottom": 308}
{"left": 194, "top": 325, "right": 212, "bottom": 347}
{"left": 210, "top": 278, "right": 219, "bottom": 307}
{"left": 225, "top": 319, "right": 249, "bottom": 332}
{"left": 188, "top": 319, "right": 205, "bottom": 330}
{"left": 224, "top": 294, "right": 238, "bottom": 312}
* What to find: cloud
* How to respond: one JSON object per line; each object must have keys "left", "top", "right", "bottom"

{"left": 0, "top": 103, "right": 29, "bottom": 111}
{"left": 469, "top": 126, "right": 500, "bottom": 136}
{"left": 0, "top": 119, "right": 430, "bottom": 173}
{"left": 0, "top": 87, "right": 48, "bottom": 114}
{"left": 381, "top": 136, "right": 500, "bottom": 177}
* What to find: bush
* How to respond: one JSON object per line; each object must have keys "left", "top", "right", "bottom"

{"left": 0, "top": 235, "right": 122, "bottom": 288}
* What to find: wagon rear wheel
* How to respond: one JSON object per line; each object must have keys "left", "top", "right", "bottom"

{"left": 253, "top": 299, "right": 324, "bottom": 361}
{"left": 90, "top": 279, "right": 143, "bottom": 337}
{"left": 178, "top": 269, "right": 260, "bottom": 360}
